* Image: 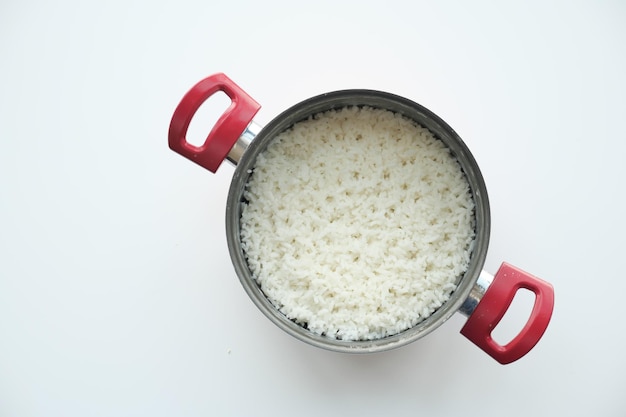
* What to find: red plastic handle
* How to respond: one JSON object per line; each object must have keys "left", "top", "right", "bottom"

{"left": 168, "top": 73, "right": 261, "bottom": 173}
{"left": 460, "top": 262, "right": 554, "bottom": 364}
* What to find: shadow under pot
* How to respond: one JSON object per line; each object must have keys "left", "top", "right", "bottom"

{"left": 168, "top": 73, "right": 554, "bottom": 364}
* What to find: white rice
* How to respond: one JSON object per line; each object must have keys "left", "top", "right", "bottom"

{"left": 240, "top": 106, "right": 475, "bottom": 341}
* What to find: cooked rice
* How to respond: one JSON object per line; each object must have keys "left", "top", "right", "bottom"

{"left": 240, "top": 106, "right": 475, "bottom": 341}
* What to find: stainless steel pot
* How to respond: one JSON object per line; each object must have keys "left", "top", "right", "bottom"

{"left": 168, "top": 73, "right": 554, "bottom": 364}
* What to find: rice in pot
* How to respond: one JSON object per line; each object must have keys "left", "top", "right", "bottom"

{"left": 240, "top": 106, "right": 475, "bottom": 341}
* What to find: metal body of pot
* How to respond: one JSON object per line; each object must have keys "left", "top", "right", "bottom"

{"left": 168, "top": 73, "right": 554, "bottom": 364}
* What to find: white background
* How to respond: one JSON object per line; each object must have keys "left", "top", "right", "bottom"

{"left": 1, "top": 1, "right": 625, "bottom": 416}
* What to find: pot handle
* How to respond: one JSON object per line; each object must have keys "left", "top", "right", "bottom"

{"left": 168, "top": 73, "right": 261, "bottom": 173}
{"left": 460, "top": 262, "right": 554, "bottom": 364}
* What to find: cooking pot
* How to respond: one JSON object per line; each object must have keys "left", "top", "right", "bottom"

{"left": 168, "top": 73, "right": 554, "bottom": 364}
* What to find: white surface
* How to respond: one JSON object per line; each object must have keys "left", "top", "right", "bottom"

{"left": 0, "top": 1, "right": 624, "bottom": 416}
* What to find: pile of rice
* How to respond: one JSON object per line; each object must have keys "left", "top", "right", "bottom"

{"left": 240, "top": 106, "right": 475, "bottom": 341}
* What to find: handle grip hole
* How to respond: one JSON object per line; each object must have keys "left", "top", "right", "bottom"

{"left": 491, "top": 288, "right": 536, "bottom": 346}
{"left": 186, "top": 90, "right": 232, "bottom": 147}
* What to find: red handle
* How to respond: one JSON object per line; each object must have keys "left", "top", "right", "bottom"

{"left": 460, "top": 262, "right": 554, "bottom": 364}
{"left": 168, "top": 73, "right": 261, "bottom": 173}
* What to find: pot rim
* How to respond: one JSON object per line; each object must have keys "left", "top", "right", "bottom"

{"left": 225, "top": 89, "right": 490, "bottom": 353}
